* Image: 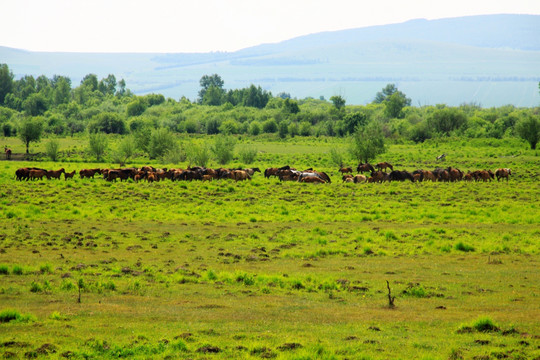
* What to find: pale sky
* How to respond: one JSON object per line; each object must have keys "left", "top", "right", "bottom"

{"left": 2, "top": 0, "right": 540, "bottom": 53}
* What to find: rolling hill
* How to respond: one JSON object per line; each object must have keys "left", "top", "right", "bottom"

{"left": 1, "top": 14, "right": 539, "bottom": 106}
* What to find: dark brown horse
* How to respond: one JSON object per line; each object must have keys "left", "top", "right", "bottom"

{"left": 356, "top": 163, "right": 375, "bottom": 173}
{"left": 4, "top": 146, "right": 12, "bottom": 160}
{"left": 376, "top": 162, "right": 393, "bottom": 172}
{"left": 64, "top": 170, "right": 76, "bottom": 180}
{"left": 339, "top": 167, "right": 353, "bottom": 174}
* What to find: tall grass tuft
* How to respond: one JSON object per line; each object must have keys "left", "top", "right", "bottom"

{"left": 0, "top": 309, "right": 35, "bottom": 323}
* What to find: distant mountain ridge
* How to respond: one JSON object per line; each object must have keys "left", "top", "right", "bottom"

{"left": 2, "top": 14, "right": 539, "bottom": 106}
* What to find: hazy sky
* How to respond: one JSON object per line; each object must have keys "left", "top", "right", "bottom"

{"left": 2, "top": 0, "right": 540, "bottom": 53}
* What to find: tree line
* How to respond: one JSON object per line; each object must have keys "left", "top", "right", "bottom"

{"left": 1, "top": 64, "right": 539, "bottom": 160}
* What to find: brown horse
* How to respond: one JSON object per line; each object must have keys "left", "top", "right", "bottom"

{"left": 339, "top": 167, "right": 353, "bottom": 174}
{"left": 370, "top": 171, "right": 389, "bottom": 183}
{"left": 495, "top": 168, "right": 511, "bottom": 182}
{"left": 79, "top": 168, "right": 101, "bottom": 179}
{"left": 356, "top": 163, "right": 375, "bottom": 173}
{"left": 29, "top": 169, "right": 47, "bottom": 181}
{"left": 299, "top": 176, "right": 326, "bottom": 183}
{"left": 376, "top": 162, "right": 393, "bottom": 172}
{"left": 46, "top": 168, "right": 65, "bottom": 180}
{"left": 64, "top": 170, "right": 76, "bottom": 180}
{"left": 4, "top": 146, "right": 12, "bottom": 160}
{"left": 342, "top": 174, "right": 353, "bottom": 182}
{"left": 231, "top": 170, "right": 251, "bottom": 182}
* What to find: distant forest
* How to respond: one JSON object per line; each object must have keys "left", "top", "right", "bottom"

{"left": 1, "top": 64, "right": 539, "bottom": 153}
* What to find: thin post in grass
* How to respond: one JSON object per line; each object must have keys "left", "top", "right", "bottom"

{"left": 386, "top": 280, "right": 395, "bottom": 308}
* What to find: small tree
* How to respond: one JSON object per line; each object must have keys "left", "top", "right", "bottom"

{"left": 349, "top": 122, "right": 386, "bottom": 164}
{"left": 238, "top": 146, "right": 258, "bottom": 164}
{"left": 88, "top": 132, "right": 108, "bottom": 162}
{"left": 112, "top": 136, "right": 136, "bottom": 165}
{"left": 187, "top": 142, "right": 210, "bottom": 167}
{"left": 18, "top": 117, "right": 43, "bottom": 154}
{"left": 45, "top": 139, "right": 60, "bottom": 161}
{"left": 329, "top": 147, "right": 345, "bottom": 168}
{"left": 212, "top": 135, "right": 236, "bottom": 165}
{"left": 515, "top": 115, "right": 540, "bottom": 150}
{"left": 148, "top": 128, "right": 176, "bottom": 159}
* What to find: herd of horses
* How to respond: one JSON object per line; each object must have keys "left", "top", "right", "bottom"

{"left": 339, "top": 162, "right": 512, "bottom": 183}
{"left": 14, "top": 162, "right": 512, "bottom": 184}
{"left": 15, "top": 166, "right": 261, "bottom": 182}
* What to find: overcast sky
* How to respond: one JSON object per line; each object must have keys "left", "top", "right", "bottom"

{"left": 2, "top": 0, "right": 540, "bottom": 53}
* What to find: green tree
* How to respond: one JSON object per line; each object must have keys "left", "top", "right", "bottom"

{"left": 283, "top": 98, "right": 300, "bottom": 114}
{"left": 113, "top": 136, "right": 136, "bottom": 165}
{"left": 343, "top": 112, "right": 367, "bottom": 134}
{"left": 87, "top": 132, "right": 108, "bottom": 161}
{"left": 329, "top": 147, "right": 345, "bottom": 168}
{"left": 330, "top": 95, "right": 346, "bottom": 110}
{"left": 53, "top": 76, "right": 71, "bottom": 105}
{"left": 198, "top": 74, "right": 224, "bottom": 103}
{"left": 202, "top": 85, "right": 225, "bottom": 106}
{"left": 186, "top": 142, "right": 210, "bottom": 167}
{"left": 148, "top": 128, "right": 176, "bottom": 159}
{"left": 98, "top": 74, "right": 117, "bottom": 95}
{"left": 23, "top": 93, "right": 49, "bottom": 116}
{"left": 427, "top": 107, "right": 467, "bottom": 136}
{"left": 18, "top": 117, "right": 44, "bottom": 154}
{"left": 212, "top": 135, "right": 236, "bottom": 165}
{"left": 116, "top": 79, "right": 126, "bottom": 97}
{"left": 81, "top": 74, "right": 98, "bottom": 92}
{"left": 374, "top": 84, "right": 411, "bottom": 118}
{"left": 349, "top": 122, "right": 386, "bottom": 163}
{"left": 515, "top": 115, "right": 540, "bottom": 150}
{"left": 384, "top": 92, "right": 410, "bottom": 119}
{"left": 0, "top": 64, "right": 14, "bottom": 105}
{"left": 278, "top": 121, "right": 288, "bottom": 139}
{"left": 126, "top": 98, "right": 148, "bottom": 117}
{"left": 45, "top": 139, "right": 60, "bottom": 161}
{"left": 88, "top": 112, "right": 126, "bottom": 134}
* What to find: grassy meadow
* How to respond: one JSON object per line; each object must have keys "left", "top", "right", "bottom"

{"left": 0, "top": 136, "right": 539, "bottom": 359}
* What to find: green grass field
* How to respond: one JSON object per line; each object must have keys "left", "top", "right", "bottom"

{"left": 0, "top": 137, "right": 538, "bottom": 359}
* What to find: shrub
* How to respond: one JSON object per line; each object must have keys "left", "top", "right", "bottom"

{"left": 0, "top": 309, "right": 34, "bottom": 323}
{"left": 12, "top": 265, "right": 24, "bottom": 275}
{"left": 186, "top": 142, "right": 210, "bottom": 167}
{"left": 87, "top": 132, "right": 108, "bottom": 162}
{"left": 472, "top": 317, "right": 500, "bottom": 332}
{"left": 454, "top": 241, "right": 474, "bottom": 252}
{"left": 0, "top": 265, "right": 8, "bottom": 275}
{"left": 148, "top": 128, "right": 176, "bottom": 159}
{"left": 40, "top": 264, "right": 52, "bottom": 274}
{"left": 212, "top": 135, "right": 236, "bottom": 165}
{"left": 45, "top": 139, "right": 60, "bottom": 161}
{"left": 238, "top": 146, "right": 258, "bottom": 164}
{"left": 30, "top": 281, "right": 43, "bottom": 293}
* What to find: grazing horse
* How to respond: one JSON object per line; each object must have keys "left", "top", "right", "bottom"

{"left": 231, "top": 170, "right": 251, "bottom": 182}
{"left": 422, "top": 170, "right": 437, "bottom": 182}
{"left": 356, "top": 163, "right": 375, "bottom": 173}
{"left": 4, "top": 146, "right": 12, "bottom": 160}
{"left": 79, "top": 168, "right": 101, "bottom": 179}
{"left": 495, "top": 168, "right": 511, "bottom": 182}
{"left": 29, "top": 169, "right": 47, "bottom": 181}
{"left": 447, "top": 167, "right": 463, "bottom": 182}
{"left": 376, "top": 162, "right": 393, "bottom": 172}
{"left": 339, "top": 167, "right": 353, "bottom": 174}
{"left": 389, "top": 170, "right": 414, "bottom": 182}
{"left": 342, "top": 174, "right": 353, "bottom": 182}
{"left": 64, "top": 170, "right": 76, "bottom": 180}
{"left": 299, "top": 176, "right": 326, "bottom": 184}
{"left": 244, "top": 168, "right": 261, "bottom": 176}
{"left": 353, "top": 174, "right": 367, "bottom": 183}
{"left": 46, "top": 168, "right": 65, "bottom": 180}
{"left": 370, "top": 171, "right": 389, "bottom": 183}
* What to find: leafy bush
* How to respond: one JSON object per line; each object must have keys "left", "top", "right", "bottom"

{"left": 211, "top": 135, "right": 236, "bottom": 165}
{"left": 238, "top": 146, "right": 258, "bottom": 164}
{"left": 45, "top": 139, "right": 60, "bottom": 161}
{"left": 186, "top": 142, "right": 210, "bottom": 167}
{"left": 0, "top": 309, "right": 34, "bottom": 323}
{"left": 148, "top": 128, "right": 176, "bottom": 159}
{"left": 0, "top": 265, "right": 8, "bottom": 275}
{"left": 472, "top": 317, "right": 500, "bottom": 332}
{"left": 454, "top": 242, "right": 474, "bottom": 252}
{"left": 12, "top": 265, "right": 24, "bottom": 275}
